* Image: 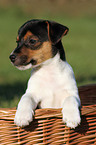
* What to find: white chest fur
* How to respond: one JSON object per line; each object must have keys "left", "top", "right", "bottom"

{"left": 26, "top": 53, "right": 79, "bottom": 108}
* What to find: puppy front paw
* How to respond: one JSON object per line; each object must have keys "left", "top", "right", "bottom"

{"left": 62, "top": 106, "right": 81, "bottom": 129}
{"left": 14, "top": 108, "right": 34, "bottom": 127}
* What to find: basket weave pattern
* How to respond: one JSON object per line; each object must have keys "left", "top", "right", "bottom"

{"left": 0, "top": 84, "right": 96, "bottom": 145}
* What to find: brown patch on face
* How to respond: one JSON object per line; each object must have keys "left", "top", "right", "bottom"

{"left": 16, "top": 36, "right": 19, "bottom": 42}
{"left": 24, "top": 31, "right": 33, "bottom": 40}
{"left": 20, "top": 41, "right": 53, "bottom": 65}
{"left": 32, "top": 41, "right": 53, "bottom": 64}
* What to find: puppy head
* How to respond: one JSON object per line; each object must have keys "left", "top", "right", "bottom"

{"left": 9, "top": 19, "right": 69, "bottom": 70}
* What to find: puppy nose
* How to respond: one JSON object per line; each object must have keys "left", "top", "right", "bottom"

{"left": 9, "top": 54, "right": 16, "bottom": 63}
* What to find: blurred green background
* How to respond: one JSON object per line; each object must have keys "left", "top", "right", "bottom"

{"left": 0, "top": 0, "right": 96, "bottom": 107}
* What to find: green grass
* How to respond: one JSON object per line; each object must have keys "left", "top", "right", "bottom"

{"left": 0, "top": 7, "right": 96, "bottom": 107}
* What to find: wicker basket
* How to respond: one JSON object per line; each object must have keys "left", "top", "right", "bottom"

{"left": 0, "top": 84, "right": 96, "bottom": 145}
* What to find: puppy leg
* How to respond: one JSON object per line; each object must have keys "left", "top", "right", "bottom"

{"left": 62, "top": 96, "right": 81, "bottom": 128}
{"left": 14, "top": 93, "right": 37, "bottom": 127}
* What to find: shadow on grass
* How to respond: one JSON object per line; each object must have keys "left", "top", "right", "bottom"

{"left": 0, "top": 81, "right": 27, "bottom": 107}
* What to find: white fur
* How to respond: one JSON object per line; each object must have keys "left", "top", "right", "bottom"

{"left": 14, "top": 53, "right": 81, "bottom": 128}
{"left": 16, "top": 63, "right": 32, "bottom": 70}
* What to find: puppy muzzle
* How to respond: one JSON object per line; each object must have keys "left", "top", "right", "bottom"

{"left": 9, "top": 53, "right": 28, "bottom": 66}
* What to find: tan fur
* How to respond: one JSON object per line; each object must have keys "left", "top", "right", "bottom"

{"left": 24, "top": 31, "right": 33, "bottom": 40}
{"left": 20, "top": 41, "right": 52, "bottom": 65}
{"left": 32, "top": 41, "right": 52, "bottom": 64}
{"left": 24, "top": 31, "right": 39, "bottom": 41}
{"left": 16, "top": 36, "right": 19, "bottom": 42}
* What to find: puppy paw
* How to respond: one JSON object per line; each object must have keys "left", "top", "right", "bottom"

{"left": 62, "top": 106, "right": 81, "bottom": 128}
{"left": 14, "top": 108, "right": 34, "bottom": 127}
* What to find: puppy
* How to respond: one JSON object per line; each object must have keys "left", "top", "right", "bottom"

{"left": 9, "top": 19, "right": 81, "bottom": 128}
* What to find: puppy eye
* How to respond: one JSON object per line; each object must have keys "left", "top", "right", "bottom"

{"left": 29, "top": 39, "right": 36, "bottom": 44}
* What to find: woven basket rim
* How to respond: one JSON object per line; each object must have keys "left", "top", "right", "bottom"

{"left": 0, "top": 105, "right": 96, "bottom": 121}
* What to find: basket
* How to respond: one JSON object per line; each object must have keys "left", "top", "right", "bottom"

{"left": 0, "top": 84, "right": 96, "bottom": 145}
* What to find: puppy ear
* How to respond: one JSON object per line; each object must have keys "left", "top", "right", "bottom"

{"left": 46, "top": 21, "right": 69, "bottom": 44}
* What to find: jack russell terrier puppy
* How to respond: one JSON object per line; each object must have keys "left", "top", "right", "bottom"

{"left": 9, "top": 19, "right": 81, "bottom": 128}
